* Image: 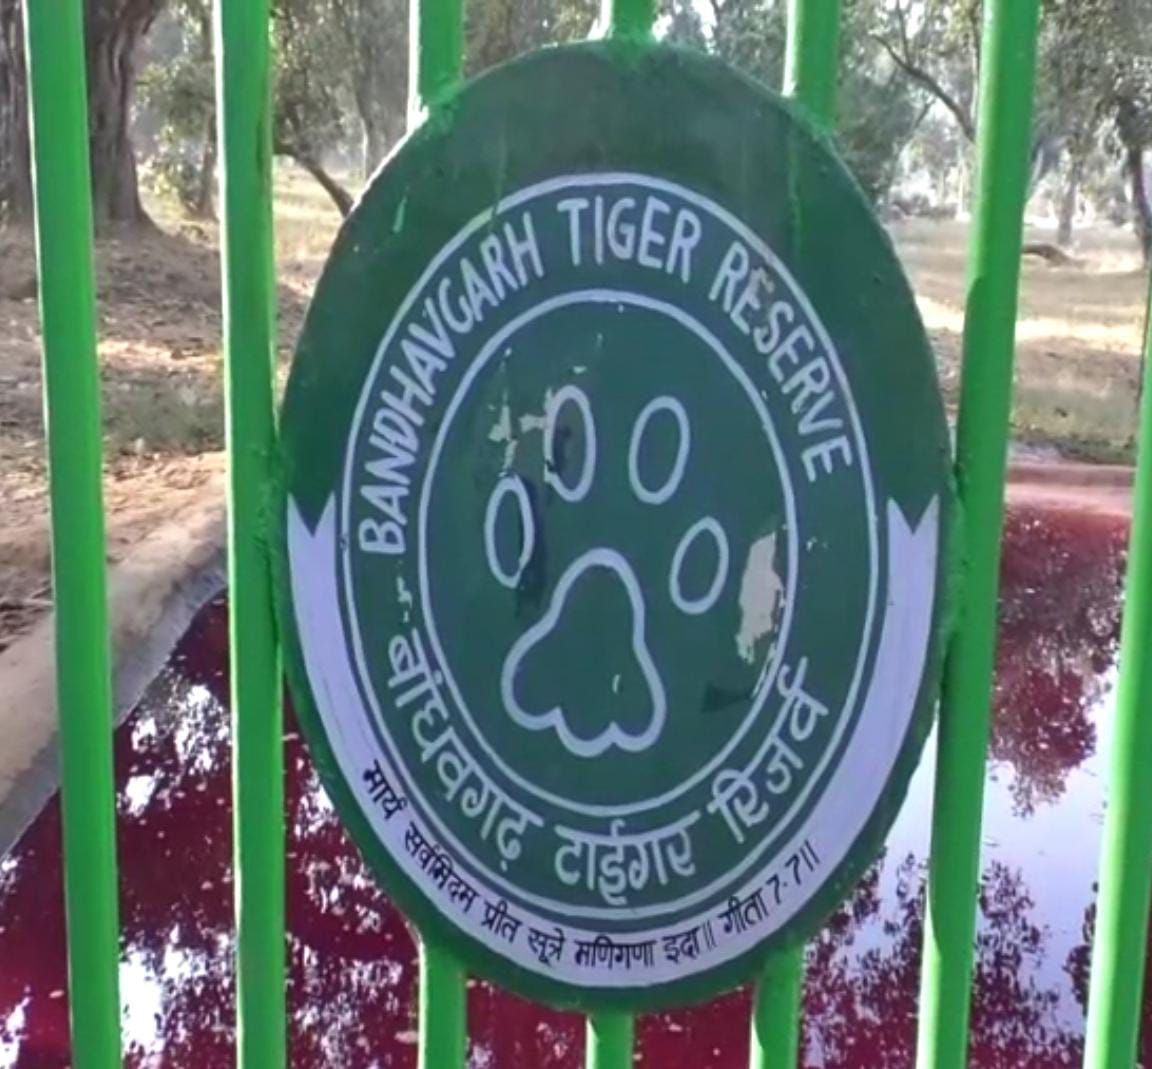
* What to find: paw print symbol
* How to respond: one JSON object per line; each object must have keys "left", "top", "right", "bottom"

{"left": 484, "top": 385, "right": 731, "bottom": 759}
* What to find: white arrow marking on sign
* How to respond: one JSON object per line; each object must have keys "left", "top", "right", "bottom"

{"left": 781, "top": 495, "right": 941, "bottom": 934}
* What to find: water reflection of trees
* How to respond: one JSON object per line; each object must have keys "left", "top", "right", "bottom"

{"left": 989, "top": 509, "right": 1125, "bottom": 816}
{"left": 1066, "top": 901, "right": 1152, "bottom": 1067}
{"left": 2, "top": 502, "right": 1146, "bottom": 1065}
{"left": 803, "top": 852, "right": 1085, "bottom": 1067}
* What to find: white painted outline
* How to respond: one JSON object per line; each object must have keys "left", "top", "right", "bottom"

{"left": 543, "top": 384, "right": 597, "bottom": 502}
{"left": 483, "top": 474, "right": 535, "bottom": 589}
{"left": 500, "top": 548, "right": 667, "bottom": 757}
{"left": 416, "top": 290, "right": 801, "bottom": 819}
{"left": 628, "top": 396, "right": 691, "bottom": 505}
{"left": 289, "top": 494, "right": 937, "bottom": 971}
{"left": 669, "top": 516, "right": 730, "bottom": 615}
{"left": 329, "top": 174, "right": 886, "bottom": 925}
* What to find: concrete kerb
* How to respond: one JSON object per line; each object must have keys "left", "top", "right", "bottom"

{"left": 0, "top": 479, "right": 227, "bottom": 856}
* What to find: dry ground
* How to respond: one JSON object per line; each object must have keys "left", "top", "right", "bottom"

{"left": 0, "top": 167, "right": 342, "bottom": 650}
{"left": 896, "top": 217, "right": 1149, "bottom": 461}
{"left": 0, "top": 175, "right": 1147, "bottom": 650}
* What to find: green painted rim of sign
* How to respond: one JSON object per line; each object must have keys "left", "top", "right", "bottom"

{"left": 273, "top": 39, "right": 957, "bottom": 1013}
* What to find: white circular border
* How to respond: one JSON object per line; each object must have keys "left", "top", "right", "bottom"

{"left": 325, "top": 174, "right": 885, "bottom": 946}
{"left": 417, "top": 290, "right": 801, "bottom": 819}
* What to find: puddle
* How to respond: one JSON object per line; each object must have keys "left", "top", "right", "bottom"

{"left": 0, "top": 498, "right": 1144, "bottom": 1066}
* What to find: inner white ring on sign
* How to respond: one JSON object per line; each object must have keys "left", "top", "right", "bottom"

{"left": 417, "top": 291, "right": 803, "bottom": 821}
{"left": 629, "top": 396, "right": 691, "bottom": 505}
{"left": 337, "top": 175, "right": 881, "bottom": 926}
{"left": 484, "top": 474, "right": 535, "bottom": 588}
{"left": 669, "top": 516, "right": 729, "bottom": 615}
{"left": 544, "top": 384, "right": 596, "bottom": 502}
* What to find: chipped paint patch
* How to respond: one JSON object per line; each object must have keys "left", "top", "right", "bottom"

{"left": 736, "top": 532, "right": 784, "bottom": 664}
{"left": 487, "top": 396, "right": 517, "bottom": 469}
{"left": 488, "top": 393, "right": 550, "bottom": 469}
{"left": 391, "top": 194, "right": 407, "bottom": 235}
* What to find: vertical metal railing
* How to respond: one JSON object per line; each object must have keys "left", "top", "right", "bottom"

{"left": 1083, "top": 273, "right": 1152, "bottom": 1067}
{"left": 22, "top": 0, "right": 122, "bottom": 1066}
{"left": 597, "top": 0, "right": 652, "bottom": 40}
{"left": 746, "top": 5, "right": 843, "bottom": 1066}
{"left": 407, "top": 0, "right": 468, "bottom": 1066}
{"left": 915, "top": 4, "right": 1042, "bottom": 1067}
{"left": 24, "top": 0, "right": 1152, "bottom": 1065}
{"left": 782, "top": 0, "right": 842, "bottom": 128}
{"left": 580, "top": 8, "right": 657, "bottom": 1064}
{"left": 213, "top": 0, "right": 284, "bottom": 1059}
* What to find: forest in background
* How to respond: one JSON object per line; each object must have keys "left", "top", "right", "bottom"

{"left": 0, "top": 0, "right": 1150, "bottom": 260}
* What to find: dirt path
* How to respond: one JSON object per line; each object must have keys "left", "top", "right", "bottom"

{"left": 0, "top": 205, "right": 1146, "bottom": 652}
{"left": 0, "top": 224, "right": 310, "bottom": 651}
{"left": 895, "top": 218, "right": 1148, "bottom": 463}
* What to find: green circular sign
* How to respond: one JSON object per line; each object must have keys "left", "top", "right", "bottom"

{"left": 276, "top": 40, "right": 954, "bottom": 1011}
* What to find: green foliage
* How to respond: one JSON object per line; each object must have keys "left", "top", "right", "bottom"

{"left": 865, "top": 0, "right": 1152, "bottom": 212}
{"left": 136, "top": 0, "right": 1150, "bottom": 233}
{"left": 838, "top": 73, "right": 924, "bottom": 206}
{"left": 661, "top": 0, "right": 786, "bottom": 89}
{"left": 138, "top": 0, "right": 215, "bottom": 215}
{"left": 466, "top": 0, "right": 597, "bottom": 74}
{"left": 709, "top": 0, "right": 788, "bottom": 87}
{"left": 272, "top": 0, "right": 354, "bottom": 165}
{"left": 662, "top": 0, "right": 921, "bottom": 206}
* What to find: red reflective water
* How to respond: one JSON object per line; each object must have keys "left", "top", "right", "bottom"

{"left": 0, "top": 496, "right": 1146, "bottom": 1067}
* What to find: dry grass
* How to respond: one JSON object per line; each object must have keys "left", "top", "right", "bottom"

{"left": 0, "top": 163, "right": 342, "bottom": 649}
{"left": 0, "top": 168, "right": 1147, "bottom": 648}
{"left": 895, "top": 217, "right": 1149, "bottom": 463}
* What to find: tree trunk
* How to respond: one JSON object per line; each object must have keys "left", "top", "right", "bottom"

{"left": 1057, "top": 155, "right": 1083, "bottom": 248}
{"left": 85, "top": 0, "right": 161, "bottom": 226}
{"left": 361, "top": 115, "right": 390, "bottom": 179}
{"left": 291, "top": 151, "right": 353, "bottom": 217}
{"left": 187, "top": 2, "right": 214, "bottom": 219}
{"left": 349, "top": 13, "right": 405, "bottom": 180}
{"left": 0, "top": 0, "right": 160, "bottom": 225}
{"left": 0, "top": 0, "right": 31, "bottom": 221}
{"left": 190, "top": 120, "right": 216, "bottom": 219}
{"left": 954, "top": 153, "right": 968, "bottom": 219}
{"left": 1126, "top": 144, "right": 1152, "bottom": 268}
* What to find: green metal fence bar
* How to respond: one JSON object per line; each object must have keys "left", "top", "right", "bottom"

{"left": 745, "top": 3, "right": 842, "bottom": 1063}
{"left": 581, "top": 4, "right": 658, "bottom": 1063}
{"left": 598, "top": 0, "right": 653, "bottom": 40}
{"left": 408, "top": 0, "right": 463, "bottom": 123}
{"left": 914, "top": 2, "right": 1041, "bottom": 1067}
{"left": 419, "top": 940, "right": 468, "bottom": 1067}
{"left": 586, "top": 1011, "right": 635, "bottom": 1069}
{"left": 406, "top": 0, "right": 467, "bottom": 1065}
{"left": 212, "top": 0, "right": 284, "bottom": 1059}
{"left": 782, "top": 0, "right": 842, "bottom": 125}
{"left": 22, "top": 0, "right": 122, "bottom": 1065}
{"left": 1082, "top": 274, "right": 1152, "bottom": 1069}
{"left": 750, "top": 951, "right": 804, "bottom": 1069}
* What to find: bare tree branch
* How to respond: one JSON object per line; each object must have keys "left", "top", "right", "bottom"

{"left": 870, "top": 31, "right": 976, "bottom": 142}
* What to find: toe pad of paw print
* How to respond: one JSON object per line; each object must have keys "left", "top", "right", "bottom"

{"left": 493, "top": 387, "right": 736, "bottom": 759}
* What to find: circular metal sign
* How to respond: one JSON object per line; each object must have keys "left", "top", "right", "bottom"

{"left": 276, "top": 41, "right": 953, "bottom": 1010}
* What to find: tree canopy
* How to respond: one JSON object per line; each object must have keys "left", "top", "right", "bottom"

{"left": 0, "top": 0, "right": 1149, "bottom": 256}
